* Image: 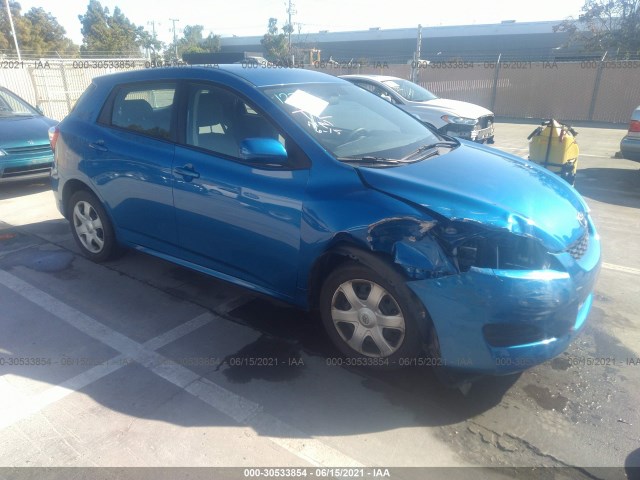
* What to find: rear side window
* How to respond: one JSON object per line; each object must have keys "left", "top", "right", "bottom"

{"left": 110, "top": 83, "right": 176, "bottom": 140}
{"left": 352, "top": 81, "right": 397, "bottom": 104}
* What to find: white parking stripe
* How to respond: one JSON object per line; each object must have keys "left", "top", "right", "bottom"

{"left": 215, "top": 295, "right": 253, "bottom": 315}
{"left": 602, "top": 262, "right": 640, "bottom": 276}
{"left": 0, "top": 270, "right": 363, "bottom": 467}
{"left": 142, "top": 311, "right": 214, "bottom": 351}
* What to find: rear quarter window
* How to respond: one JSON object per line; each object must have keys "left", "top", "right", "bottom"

{"left": 109, "top": 83, "right": 176, "bottom": 140}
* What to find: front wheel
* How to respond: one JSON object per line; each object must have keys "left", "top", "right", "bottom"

{"left": 319, "top": 262, "right": 425, "bottom": 364}
{"left": 68, "top": 190, "right": 120, "bottom": 262}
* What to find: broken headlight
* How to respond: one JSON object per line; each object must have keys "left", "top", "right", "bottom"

{"left": 436, "top": 223, "right": 553, "bottom": 273}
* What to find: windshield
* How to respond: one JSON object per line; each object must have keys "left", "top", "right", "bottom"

{"left": 262, "top": 82, "right": 441, "bottom": 161}
{"left": 0, "top": 89, "right": 40, "bottom": 117}
{"left": 381, "top": 79, "right": 438, "bottom": 102}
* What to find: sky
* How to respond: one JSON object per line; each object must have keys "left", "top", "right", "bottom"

{"left": 16, "top": 0, "right": 587, "bottom": 45}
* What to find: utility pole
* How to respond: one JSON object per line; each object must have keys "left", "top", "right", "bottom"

{"left": 286, "top": 0, "right": 296, "bottom": 63}
{"left": 4, "top": 0, "right": 21, "bottom": 61}
{"left": 416, "top": 24, "right": 422, "bottom": 62}
{"left": 149, "top": 20, "right": 157, "bottom": 39}
{"left": 170, "top": 18, "right": 180, "bottom": 61}
{"left": 412, "top": 24, "right": 422, "bottom": 82}
{"left": 146, "top": 20, "right": 158, "bottom": 60}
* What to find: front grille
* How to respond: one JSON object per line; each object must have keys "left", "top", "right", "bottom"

{"left": 4, "top": 145, "right": 52, "bottom": 155}
{"left": 566, "top": 231, "right": 589, "bottom": 260}
{"left": 1, "top": 162, "right": 53, "bottom": 178}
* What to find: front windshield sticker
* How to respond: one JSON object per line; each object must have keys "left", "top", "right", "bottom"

{"left": 285, "top": 89, "right": 328, "bottom": 117}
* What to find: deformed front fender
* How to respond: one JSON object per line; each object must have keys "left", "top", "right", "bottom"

{"left": 366, "top": 216, "right": 457, "bottom": 279}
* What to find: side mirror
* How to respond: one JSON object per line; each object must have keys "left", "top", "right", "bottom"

{"left": 239, "top": 138, "right": 288, "bottom": 164}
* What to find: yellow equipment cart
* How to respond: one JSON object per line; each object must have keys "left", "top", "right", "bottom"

{"left": 528, "top": 119, "right": 579, "bottom": 185}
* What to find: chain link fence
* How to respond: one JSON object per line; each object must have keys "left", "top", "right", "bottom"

{"left": 2, "top": 57, "right": 639, "bottom": 123}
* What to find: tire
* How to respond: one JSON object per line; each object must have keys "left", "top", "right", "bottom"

{"left": 68, "top": 190, "right": 120, "bottom": 262}
{"left": 319, "top": 261, "right": 426, "bottom": 364}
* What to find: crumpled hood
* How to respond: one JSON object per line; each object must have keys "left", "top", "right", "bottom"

{"left": 410, "top": 98, "right": 493, "bottom": 119}
{"left": 357, "top": 142, "right": 589, "bottom": 252}
{"left": 0, "top": 115, "right": 57, "bottom": 149}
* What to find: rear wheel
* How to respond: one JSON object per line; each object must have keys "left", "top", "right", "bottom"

{"left": 68, "top": 190, "right": 120, "bottom": 262}
{"left": 320, "top": 262, "right": 424, "bottom": 364}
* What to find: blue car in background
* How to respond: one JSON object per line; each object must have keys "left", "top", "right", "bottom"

{"left": 0, "top": 86, "right": 57, "bottom": 182}
{"left": 51, "top": 66, "right": 601, "bottom": 378}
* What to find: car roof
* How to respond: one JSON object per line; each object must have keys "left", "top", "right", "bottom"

{"left": 93, "top": 65, "right": 345, "bottom": 88}
{"left": 340, "top": 74, "right": 403, "bottom": 83}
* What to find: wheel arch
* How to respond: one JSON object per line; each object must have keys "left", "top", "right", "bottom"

{"left": 61, "top": 178, "right": 95, "bottom": 219}
{"left": 307, "top": 237, "right": 404, "bottom": 312}
{"left": 312, "top": 240, "right": 441, "bottom": 361}
{"left": 62, "top": 179, "right": 121, "bottom": 248}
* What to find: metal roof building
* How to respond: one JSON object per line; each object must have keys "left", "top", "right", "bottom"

{"left": 219, "top": 20, "right": 587, "bottom": 63}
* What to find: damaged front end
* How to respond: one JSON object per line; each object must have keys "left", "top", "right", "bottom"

{"left": 366, "top": 213, "right": 601, "bottom": 376}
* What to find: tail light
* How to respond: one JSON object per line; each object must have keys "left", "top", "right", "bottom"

{"left": 629, "top": 120, "right": 640, "bottom": 133}
{"left": 48, "top": 126, "right": 59, "bottom": 150}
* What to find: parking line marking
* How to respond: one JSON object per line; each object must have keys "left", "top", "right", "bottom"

{"left": 602, "top": 262, "right": 640, "bottom": 276}
{"left": 0, "top": 270, "right": 363, "bottom": 467}
{"left": 215, "top": 295, "right": 253, "bottom": 315}
{"left": 142, "top": 311, "right": 214, "bottom": 351}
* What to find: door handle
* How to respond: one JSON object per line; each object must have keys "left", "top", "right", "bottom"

{"left": 89, "top": 140, "right": 108, "bottom": 152}
{"left": 174, "top": 164, "right": 200, "bottom": 179}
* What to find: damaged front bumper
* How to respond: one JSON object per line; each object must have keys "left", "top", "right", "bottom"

{"left": 439, "top": 115, "right": 495, "bottom": 143}
{"left": 406, "top": 229, "right": 601, "bottom": 375}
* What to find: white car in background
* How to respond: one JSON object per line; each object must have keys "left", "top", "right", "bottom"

{"left": 341, "top": 74, "right": 495, "bottom": 143}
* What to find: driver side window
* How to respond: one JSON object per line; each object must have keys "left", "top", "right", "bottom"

{"left": 185, "top": 84, "right": 285, "bottom": 159}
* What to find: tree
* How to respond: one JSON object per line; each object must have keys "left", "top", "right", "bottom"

{"left": 1, "top": 2, "right": 77, "bottom": 57}
{"left": 554, "top": 0, "right": 640, "bottom": 55}
{"left": 0, "top": 1, "right": 27, "bottom": 53}
{"left": 261, "top": 18, "right": 289, "bottom": 62}
{"left": 24, "top": 7, "right": 78, "bottom": 56}
{"left": 138, "top": 29, "right": 163, "bottom": 61}
{"left": 78, "top": 0, "right": 142, "bottom": 57}
{"left": 179, "top": 25, "right": 220, "bottom": 55}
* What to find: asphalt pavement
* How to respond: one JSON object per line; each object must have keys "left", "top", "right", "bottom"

{"left": 0, "top": 121, "right": 638, "bottom": 480}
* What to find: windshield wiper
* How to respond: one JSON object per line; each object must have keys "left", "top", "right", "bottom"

{"left": 338, "top": 156, "right": 401, "bottom": 165}
{"left": 401, "top": 141, "right": 458, "bottom": 161}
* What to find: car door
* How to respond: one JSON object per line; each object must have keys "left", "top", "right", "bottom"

{"left": 92, "top": 82, "right": 178, "bottom": 251}
{"left": 172, "top": 83, "right": 310, "bottom": 300}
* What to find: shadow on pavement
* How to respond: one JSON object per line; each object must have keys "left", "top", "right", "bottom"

{"left": 626, "top": 448, "right": 640, "bottom": 480}
{"left": 576, "top": 166, "right": 640, "bottom": 209}
{"left": 0, "top": 179, "right": 51, "bottom": 201}
{"left": 0, "top": 220, "right": 517, "bottom": 444}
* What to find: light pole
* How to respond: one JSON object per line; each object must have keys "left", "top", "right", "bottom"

{"left": 4, "top": 0, "right": 21, "bottom": 61}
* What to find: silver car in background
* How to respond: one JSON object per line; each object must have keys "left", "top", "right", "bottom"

{"left": 620, "top": 105, "right": 640, "bottom": 161}
{"left": 341, "top": 74, "right": 495, "bottom": 143}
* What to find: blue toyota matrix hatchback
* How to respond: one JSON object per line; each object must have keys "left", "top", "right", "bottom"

{"left": 51, "top": 66, "right": 601, "bottom": 377}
